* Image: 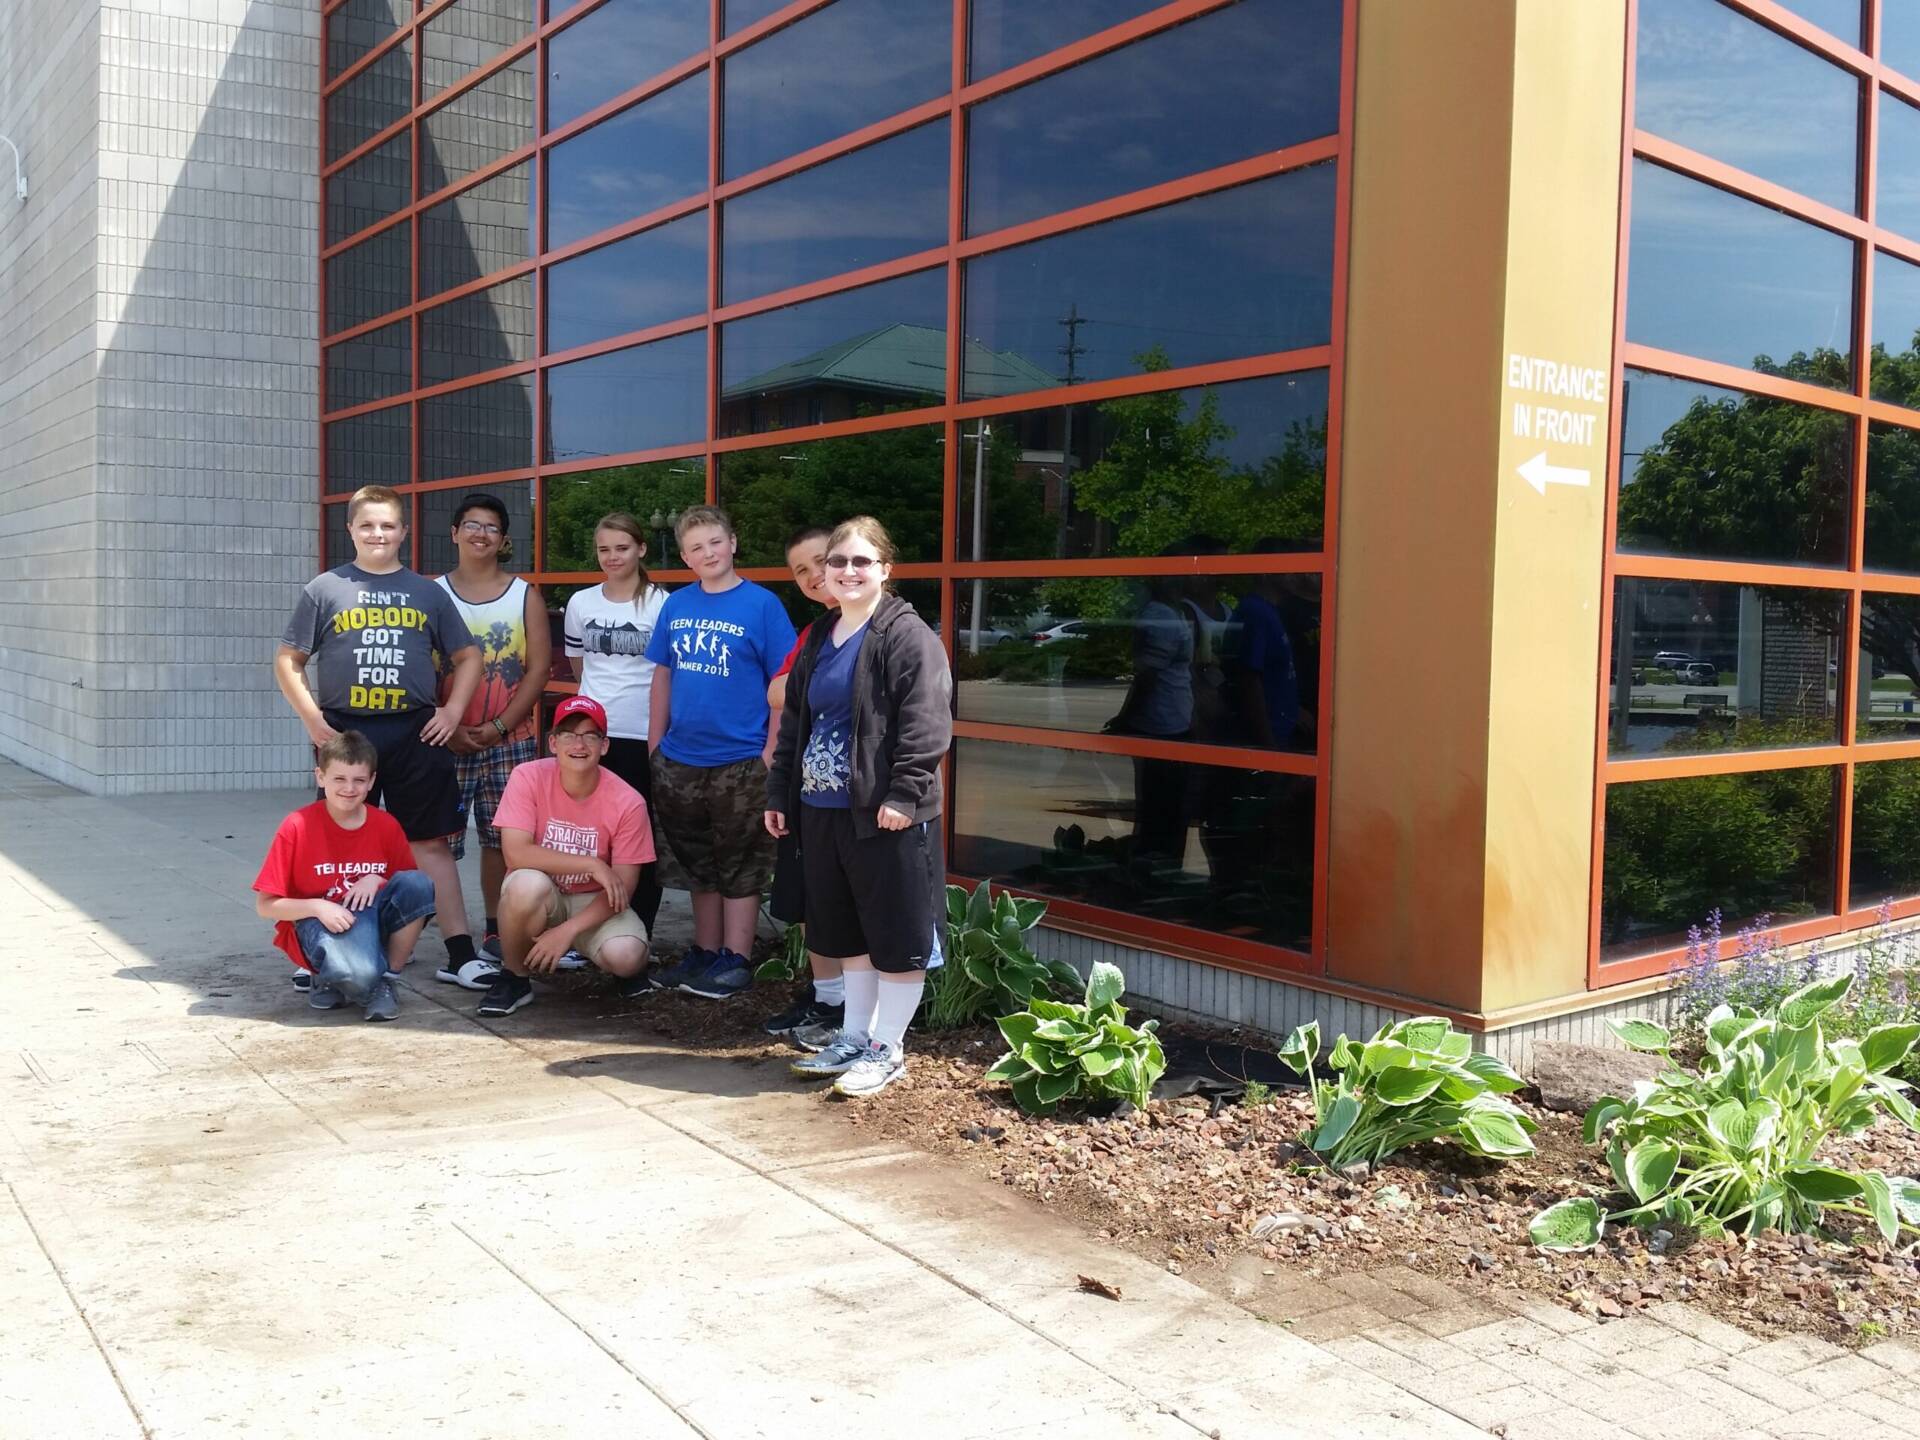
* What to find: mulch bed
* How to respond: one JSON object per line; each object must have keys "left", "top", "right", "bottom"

{"left": 603, "top": 971, "right": 1920, "bottom": 1347}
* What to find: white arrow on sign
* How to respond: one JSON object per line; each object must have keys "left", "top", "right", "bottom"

{"left": 1518, "top": 451, "right": 1591, "bottom": 494}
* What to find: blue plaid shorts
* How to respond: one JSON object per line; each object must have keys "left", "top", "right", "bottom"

{"left": 447, "top": 734, "right": 539, "bottom": 858}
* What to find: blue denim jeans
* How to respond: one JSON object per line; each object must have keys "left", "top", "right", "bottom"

{"left": 293, "top": 870, "right": 436, "bottom": 1002}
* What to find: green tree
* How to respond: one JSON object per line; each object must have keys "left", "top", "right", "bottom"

{"left": 543, "top": 461, "right": 706, "bottom": 572}
{"left": 722, "top": 426, "right": 943, "bottom": 567}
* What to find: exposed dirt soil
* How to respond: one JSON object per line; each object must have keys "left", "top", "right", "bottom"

{"left": 603, "top": 968, "right": 1920, "bottom": 1347}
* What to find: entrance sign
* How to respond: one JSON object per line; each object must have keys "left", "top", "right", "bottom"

{"left": 1505, "top": 350, "right": 1608, "bottom": 488}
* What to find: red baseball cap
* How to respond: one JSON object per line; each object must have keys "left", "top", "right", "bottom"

{"left": 551, "top": 695, "right": 609, "bottom": 735}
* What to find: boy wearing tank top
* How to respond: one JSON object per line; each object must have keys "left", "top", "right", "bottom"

{"left": 435, "top": 491, "right": 552, "bottom": 980}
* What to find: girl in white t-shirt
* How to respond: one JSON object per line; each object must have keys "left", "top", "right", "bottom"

{"left": 563, "top": 512, "right": 670, "bottom": 934}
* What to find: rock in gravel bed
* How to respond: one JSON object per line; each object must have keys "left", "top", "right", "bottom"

{"left": 1529, "top": 1040, "right": 1664, "bottom": 1113}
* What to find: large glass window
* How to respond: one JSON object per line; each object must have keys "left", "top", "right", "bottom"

{"left": 1614, "top": 368, "right": 1851, "bottom": 566}
{"left": 546, "top": 213, "right": 708, "bottom": 354}
{"left": 718, "top": 269, "right": 947, "bottom": 435}
{"left": 327, "top": 0, "right": 408, "bottom": 81}
{"left": 326, "top": 132, "right": 411, "bottom": 246}
{"left": 326, "top": 36, "right": 413, "bottom": 163}
{"left": 1634, "top": 0, "right": 1858, "bottom": 214}
{"left": 1850, "top": 757, "right": 1920, "bottom": 907}
{"left": 1601, "top": 768, "right": 1838, "bottom": 961}
{"left": 325, "top": 223, "right": 410, "bottom": 335}
{"left": 722, "top": 122, "right": 948, "bottom": 304}
{"left": 544, "top": 460, "right": 709, "bottom": 572}
{"left": 544, "top": 331, "right": 708, "bottom": 463}
{"left": 326, "top": 321, "right": 411, "bottom": 411}
{"left": 967, "top": 0, "right": 1341, "bottom": 235}
{"left": 716, "top": 425, "right": 945, "bottom": 565}
{"left": 420, "top": 52, "right": 537, "bottom": 194}
{"left": 421, "top": 276, "right": 536, "bottom": 384}
{"left": 954, "top": 574, "right": 1321, "bottom": 752}
{"left": 953, "top": 739, "right": 1316, "bottom": 953}
{"left": 326, "top": 405, "right": 412, "bottom": 490}
{"left": 547, "top": 0, "right": 708, "bottom": 131}
{"left": 547, "top": 72, "right": 709, "bottom": 249}
{"left": 958, "top": 372, "right": 1329, "bottom": 561}
{"left": 1866, "top": 420, "right": 1920, "bottom": 574}
{"left": 721, "top": 0, "right": 950, "bottom": 181}
{"left": 1625, "top": 160, "right": 1855, "bottom": 389}
{"left": 421, "top": 163, "right": 533, "bottom": 299}
{"left": 1857, "top": 592, "right": 1920, "bottom": 741}
{"left": 422, "top": 0, "right": 536, "bottom": 99}
{"left": 423, "top": 375, "right": 536, "bottom": 481}
{"left": 1872, "top": 249, "right": 1920, "bottom": 407}
{"left": 1877, "top": 93, "right": 1920, "bottom": 244}
{"left": 1885, "top": 4, "right": 1920, "bottom": 82}
{"left": 968, "top": 0, "right": 1167, "bottom": 79}
{"left": 1606, "top": 578, "right": 1844, "bottom": 757}
{"left": 963, "top": 168, "right": 1337, "bottom": 399}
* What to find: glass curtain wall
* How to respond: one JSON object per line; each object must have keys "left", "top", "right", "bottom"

{"left": 319, "top": 0, "right": 1353, "bottom": 973}
{"left": 1599, "top": 0, "right": 1920, "bottom": 976}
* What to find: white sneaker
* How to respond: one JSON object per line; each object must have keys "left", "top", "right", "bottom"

{"left": 436, "top": 957, "right": 500, "bottom": 990}
{"left": 833, "top": 1041, "right": 906, "bottom": 1097}
{"left": 554, "top": 949, "right": 589, "bottom": 971}
{"left": 789, "top": 1031, "right": 868, "bottom": 1078}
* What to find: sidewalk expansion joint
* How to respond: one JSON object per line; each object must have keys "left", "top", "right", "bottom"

{"left": 6, "top": 1180, "right": 157, "bottom": 1440}
{"left": 212, "top": 1036, "right": 350, "bottom": 1146}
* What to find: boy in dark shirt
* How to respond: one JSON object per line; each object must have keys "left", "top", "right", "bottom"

{"left": 273, "top": 484, "right": 494, "bottom": 990}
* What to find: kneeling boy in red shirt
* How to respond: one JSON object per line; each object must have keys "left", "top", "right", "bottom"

{"left": 253, "top": 731, "right": 438, "bottom": 1021}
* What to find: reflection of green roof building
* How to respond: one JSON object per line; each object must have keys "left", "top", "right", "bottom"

{"left": 719, "top": 323, "right": 1055, "bottom": 435}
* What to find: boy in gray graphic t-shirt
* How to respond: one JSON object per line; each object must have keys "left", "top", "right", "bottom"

{"left": 274, "top": 485, "right": 497, "bottom": 991}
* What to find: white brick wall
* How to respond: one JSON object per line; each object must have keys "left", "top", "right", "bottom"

{"left": 0, "top": 0, "right": 321, "bottom": 794}
{"left": 0, "top": 0, "right": 102, "bottom": 789}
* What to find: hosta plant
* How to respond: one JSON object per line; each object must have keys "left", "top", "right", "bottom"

{"left": 986, "top": 962, "right": 1166, "bottom": 1115}
{"left": 923, "top": 880, "right": 1083, "bottom": 1030}
{"left": 754, "top": 919, "right": 811, "bottom": 983}
{"left": 1276, "top": 1017, "right": 1536, "bottom": 1169}
{"left": 1530, "top": 974, "right": 1920, "bottom": 1253}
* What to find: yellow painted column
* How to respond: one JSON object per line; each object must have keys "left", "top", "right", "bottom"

{"left": 1328, "top": 0, "right": 1625, "bottom": 1012}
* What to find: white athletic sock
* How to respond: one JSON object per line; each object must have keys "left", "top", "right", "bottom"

{"left": 871, "top": 974, "right": 925, "bottom": 1052}
{"left": 813, "top": 974, "right": 846, "bottom": 1006}
{"left": 841, "top": 967, "right": 879, "bottom": 1042}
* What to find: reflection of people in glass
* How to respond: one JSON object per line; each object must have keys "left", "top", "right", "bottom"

{"left": 1106, "top": 577, "right": 1193, "bottom": 864}
{"left": 1178, "top": 536, "right": 1237, "bottom": 744}
{"left": 1230, "top": 560, "right": 1305, "bottom": 751}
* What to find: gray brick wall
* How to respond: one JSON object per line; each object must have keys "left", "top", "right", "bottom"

{"left": 0, "top": 0, "right": 320, "bottom": 794}
{"left": 0, "top": 0, "right": 102, "bottom": 789}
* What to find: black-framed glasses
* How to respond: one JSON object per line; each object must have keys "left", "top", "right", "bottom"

{"left": 825, "top": 553, "right": 879, "bottom": 570}
{"left": 459, "top": 520, "right": 504, "bottom": 536}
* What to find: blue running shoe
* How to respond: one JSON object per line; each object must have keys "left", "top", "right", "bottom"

{"left": 678, "top": 947, "right": 752, "bottom": 1000}
{"left": 649, "top": 946, "right": 712, "bottom": 993}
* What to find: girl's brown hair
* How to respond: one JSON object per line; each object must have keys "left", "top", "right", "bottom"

{"left": 826, "top": 515, "right": 897, "bottom": 578}
{"left": 593, "top": 511, "right": 654, "bottom": 604}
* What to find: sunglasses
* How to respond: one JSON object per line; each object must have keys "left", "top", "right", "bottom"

{"left": 825, "top": 554, "right": 881, "bottom": 570}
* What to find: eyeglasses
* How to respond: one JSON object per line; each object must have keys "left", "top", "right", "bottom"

{"left": 552, "top": 729, "right": 602, "bottom": 748}
{"left": 825, "top": 554, "right": 880, "bottom": 570}
{"left": 459, "top": 520, "right": 503, "bottom": 536}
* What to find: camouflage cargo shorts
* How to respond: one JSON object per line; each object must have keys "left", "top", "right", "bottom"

{"left": 650, "top": 753, "right": 775, "bottom": 899}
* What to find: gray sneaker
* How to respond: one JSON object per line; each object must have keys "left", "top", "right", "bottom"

{"left": 308, "top": 983, "right": 344, "bottom": 1010}
{"left": 789, "top": 1030, "right": 869, "bottom": 1078}
{"left": 791, "top": 1017, "right": 841, "bottom": 1052}
{"left": 833, "top": 1041, "right": 906, "bottom": 1097}
{"left": 363, "top": 977, "right": 399, "bottom": 1022}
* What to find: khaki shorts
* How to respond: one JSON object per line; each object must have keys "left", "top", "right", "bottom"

{"left": 514, "top": 871, "right": 650, "bottom": 965}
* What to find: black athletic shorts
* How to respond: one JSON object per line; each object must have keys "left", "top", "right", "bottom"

{"left": 798, "top": 804, "right": 942, "bottom": 973}
{"left": 321, "top": 707, "right": 462, "bottom": 842}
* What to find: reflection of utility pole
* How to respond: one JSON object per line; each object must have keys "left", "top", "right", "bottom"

{"left": 1057, "top": 304, "right": 1086, "bottom": 559}
{"left": 966, "top": 420, "right": 992, "bottom": 656}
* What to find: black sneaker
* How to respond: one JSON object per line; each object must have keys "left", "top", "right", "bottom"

{"left": 763, "top": 995, "right": 843, "bottom": 1038}
{"left": 617, "top": 969, "right": 657, "bottom": 1001}
{"left": 476, "top": 972, "right": 534, "bottom": 1017}
{"left": 290, "top": 969, "right": 312, "bottom": 992}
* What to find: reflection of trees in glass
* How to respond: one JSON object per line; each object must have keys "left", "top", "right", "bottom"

{"left": 1069, "top": 349, "right": 1325, "bottom": 559}
{"left": 544, "top": 461, "right": 706, "bottom": 572}
{"left": 1602, "top": 767, "right": 1832, "bottom": 950}
{"left": 721, "top": 425, "right": 943, "bottom": 566}
{"left": 1851, "top": 759, "right": 1920, "bottom": 902}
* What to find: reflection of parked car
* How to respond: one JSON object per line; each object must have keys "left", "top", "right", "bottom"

{"left": 1679, "top": 661, "right": 1718, "bottom": 684}
{"left": 1651, "top": 650, "right": 1692, "bottom": 669}
{"left": 1030, "top": 620, "right": 1091, "bottom": 644}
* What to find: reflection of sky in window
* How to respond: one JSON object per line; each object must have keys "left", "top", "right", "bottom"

{"left": 1203, "top": 371, "right": 1329, "bottom": 472}
{"left": 545, "top": 331, "right": 708, "bottom": 462}
{"left": 967, "top": 0, "right": 1340, "bottom": 235}
{"left": 547, "top": 0, "right": 709, "bottom": 131}
{"left": 968, "top": 0, "right": 1167, "bottom": 78}
{"left": 547, "top": 212, "right": 708, "bottom": 353}
{"left": 1620, "top": 369, "right": 1729, "bottom": 485}
{"left": 1873, "top": 250, "right": 1920, "bottom": 379}
{"left": 722, "top": 0, "right": 950, "bottom": 180}
{"left": 1878, "top": 94, "right": 1920, "bottom": 242}
{"left": 547, "top": 71, "right": 709, "bottom": 250}
{"left": 723, "top": 0, "right": 790, "bottom": 36}
{"left": 719, "top": 268, "right": 946, "bottom": 393}
{"left": 722, "top": 122, "right": 948, "bottom": 304}
{"left": 1884, "top": 2, "right": 1920, "bottom": 79}
{"left": 1626, "top": 161, "right": 1854, "bottom": 384}
{"left": 963, "top": 166, "right": 1336, "bottom": 398}
{"left": 1635, "top": 0, "right": 1857, "bottom": 212}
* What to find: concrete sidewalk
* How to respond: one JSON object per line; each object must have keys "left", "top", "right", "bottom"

{"left": 0, "top": 757, "right": 1471, "bottom": 1440}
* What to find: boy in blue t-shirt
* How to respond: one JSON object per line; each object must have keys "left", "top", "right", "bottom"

{"left": 645, "top": 506, "right": 797, "bottom": 999}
